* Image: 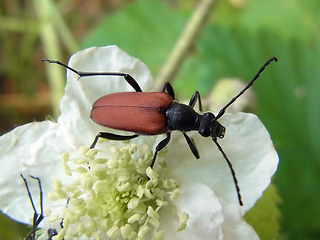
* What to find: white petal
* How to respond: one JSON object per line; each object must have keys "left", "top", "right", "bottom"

{"left": 0, "top": 46, "right": 157, "bottom": 226}
{"left": 218, "top": 113, "right": 278, "bottom": 210}
{"left": 0, "top": 122, "right": 75, "bottom": 224}
{"left": 162, "top": 182, "right": 224, "bottom": 240}
{"left": 166, "top": 112, "right": 278, "bottom": 209}
{"left": 220, "top": 200, "right": 259, "bottom": 240}
{"left": 58, "top": 46, "right": 154, "bottom": 149}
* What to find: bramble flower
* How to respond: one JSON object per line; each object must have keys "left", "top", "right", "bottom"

{"left": 0, "top": 46, "right": 278, "bottom": 239}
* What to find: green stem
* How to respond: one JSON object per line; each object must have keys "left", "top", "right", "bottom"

{"left": 33, "top": 0, "right": 65, "bottom": 118}
{"left": 155, "top": 0, "right": 219, "bottom": 90}
{"left": 45, "top": 0, "right": 79, "bottom": 53}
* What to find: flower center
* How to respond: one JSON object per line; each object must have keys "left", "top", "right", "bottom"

{"left": 48, "top": 141, "right": 187, "bottom": 239}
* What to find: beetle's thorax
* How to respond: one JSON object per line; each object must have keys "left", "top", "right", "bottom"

{"left": 165, "top": 102, "right": 200, "bottom": 132}
{"left": 165, "top": 102, "right": 226, "bottom": 139}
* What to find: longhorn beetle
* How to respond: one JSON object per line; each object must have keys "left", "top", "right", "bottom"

{"left": 43, "top": 56, "right": 278, "bottom": 206}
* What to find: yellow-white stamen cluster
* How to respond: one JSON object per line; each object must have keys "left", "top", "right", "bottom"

{"left": 48, "top": 141, "right": 188, "bottom": 240}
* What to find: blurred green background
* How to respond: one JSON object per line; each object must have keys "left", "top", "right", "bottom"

{"left": 1, "top": 0, "right": 319, "bottom": 239}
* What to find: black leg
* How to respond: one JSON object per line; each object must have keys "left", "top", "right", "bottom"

{"left": 29, "top": 176, "right": 44, "bottom": 228}
{"left": 21, "top": 174, "right": 65, "bottom": 240}
{"left": 162, "top": 82, "right": 175, "bottom": 99}
{"left": 20, "top": 174, "right": 44, "bottom": 240}
{"left": 47, "top": 204, "right": 66, "bottom": 240}
{"left": 211, "top": 137, "right": 243, "bottom": 206}
{"left": 183, "top": 132, "right": 200, "bottom": 159}
{"left": 90, "top": 132, "right": 139, "bottom": 149}
{"left": 47, "top": 228, "right": 58, "bottom": 240}
{"left": 188, "top": 91, "right": 203, "bottom": 112}
{"left": 42, "top": 60, "right": 143, "bottom": 92}
{"left": 47, "top": 198, "right": 68, "bottom": 240}
{"left": 150, "top": 133, "right": 171, "bottom": 168}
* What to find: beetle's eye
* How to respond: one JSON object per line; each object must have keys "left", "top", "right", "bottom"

{"left": 199, "top": 128, "right": 211, "bottom": 137}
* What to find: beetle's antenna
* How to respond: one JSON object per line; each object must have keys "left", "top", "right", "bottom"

{"left": 20, "top": 174, "right": 44, "bottom": 240}
{"left": 21, "top": 174, "right": 38, "bottom": 218}
{"left": 211, "top": 138, "right": 243, "bottom": 206}
{"left": 42, "top": 59, "right": 80, "bottom": 75}
{"left": 41, "top": 59, "right": 130, "bottom": 78}
{"left": 30, "top": 175, "right": 44, "bottom": 226}
{"left": 42, "top": 59, "right": 143, "bottom": 92}
{"left": 215, "top": 57, "right": 278, "bottom": 120}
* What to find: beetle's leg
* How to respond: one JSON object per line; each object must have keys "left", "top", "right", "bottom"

{"left": 90, "top": 132, "right": 139, "bottom": 149}
{"left": 162, "top": 82, "right": 175, "bottom": 99}
{"left": 188, "top": 91, "right": 203, "bottom": 112}
{"left": 183, "top": 132, "right": 200, "bottom": 159}
{"left": 47, "top": 199, "right": 68, "bottom": 240}
{"left": 121, "top": 74, "right": 143, "bottom": 92}
{"left": 150, "top": 133, "right": 171, "bottom": 168}
{"left": 211, "top": 137, "right": 243, "bottom": 206}
{"left": 29, "top": 176, "right": 44, "bottom": 228}
{"left": 20, "top": 174, "right": 44, "bottom": 240}
{"left": 42, "top": 60, "right": 143, "bottom": 92}
{"left": 48, "top": 228, "right": 58, "bottom": 239}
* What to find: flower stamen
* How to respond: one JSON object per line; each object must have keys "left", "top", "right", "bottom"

{"left": 49, "top": 141, "right": 186, "bottom": 239}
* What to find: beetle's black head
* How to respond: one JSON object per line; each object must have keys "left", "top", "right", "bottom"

{"left": 198, "top": 112, "right": 226, "bottom": 139}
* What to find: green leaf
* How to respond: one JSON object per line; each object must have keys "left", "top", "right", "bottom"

{"left": 214, "top": 0, "right": 320, "bottom": 41}
{"left": 244, "top": 184, "right": 281, "bottom": 240}
{"left": 194, "top": 26, "right": 320, "bottom": 239}
{"left": 83, "top": 0, "right": 186, "bottom": 75}
{"left": 0, "top": 212, "right": 28, "bottom": 240}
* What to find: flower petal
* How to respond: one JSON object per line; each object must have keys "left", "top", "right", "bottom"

{"left": 0, "top": 121, "right": 75, "bottom": 224}
{"left": 221, "top": 200, "right": 259, "bottom": 240}
{"left": 161, "top": 181, "right": 224, "bottom": 240}
{"left": 166, "top": 112, "right": 278, "bottom": 210}
{"left": 58, "top": 46, "right": 154, "bottom": 149}
{"left": 0, "top": 46, "right": 158, "bottom": 225}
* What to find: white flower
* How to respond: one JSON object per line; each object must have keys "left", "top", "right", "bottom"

{"left": 0, "top": 46, "right": 278, "bottom": 240}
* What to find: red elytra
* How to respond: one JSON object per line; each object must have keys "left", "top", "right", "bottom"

{"left": 91, "top": 92, "right": 173, "bottom": 135}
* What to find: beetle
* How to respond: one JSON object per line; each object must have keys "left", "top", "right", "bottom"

{"left": 43, "top": 56, "right": 277, "bottom": 206}
{"left": 20, "top": 174, "right": 60, "bottom": 240}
